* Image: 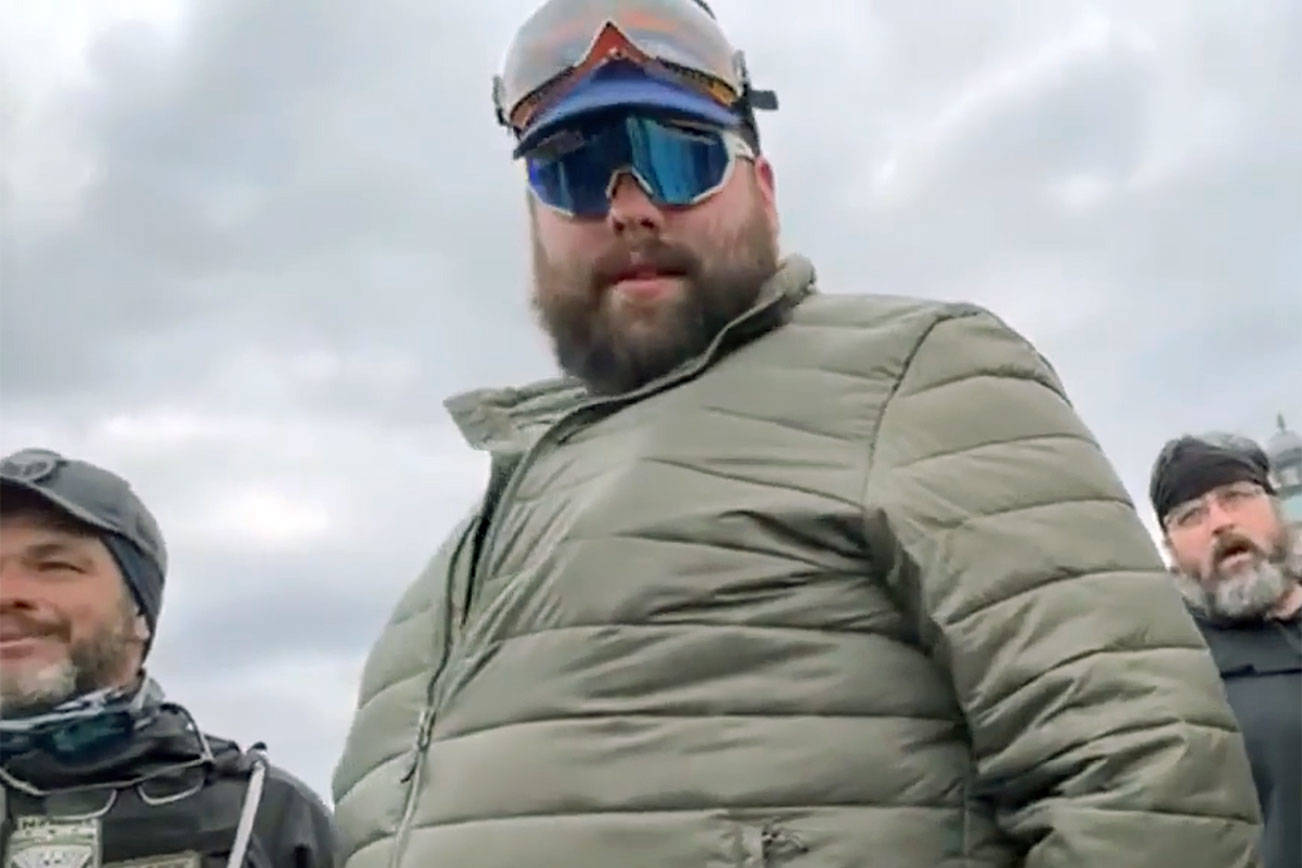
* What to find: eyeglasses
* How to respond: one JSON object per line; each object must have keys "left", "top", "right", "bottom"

{"left": 525, "top": 114, "right": 753, "bottom": 218}
{"left": 1164, "top": 482, "right": 1267, "bottom": 531}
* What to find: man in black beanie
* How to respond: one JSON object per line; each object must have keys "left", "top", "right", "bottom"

{"left": 1, "top": 448, "right": 337, "bottom": 866}
{"left": 1151, "top": 432, "right": 1301, "bottom": 868}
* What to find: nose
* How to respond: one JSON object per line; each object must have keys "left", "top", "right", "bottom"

{"left": 1204, "top": 498, "right": 1238, "bottom": 533}
{"left": 0, "top": 560, "right": 33, "bottom": 606}
{"left": 606, "top": 172, "right": 665, "bottom": 236}
{"left": 0, "top": 546, "right": 44, "bottom": 588}
{"left": 0, "top": 566, "right": 38, "bottom": 611}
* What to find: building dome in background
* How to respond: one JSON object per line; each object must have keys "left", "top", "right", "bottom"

{"left": 1268, "top": 414, "right": 1302, "bottom": 467}
{"left": 1268, "top": 414, "right": 1302, "bottom": 524}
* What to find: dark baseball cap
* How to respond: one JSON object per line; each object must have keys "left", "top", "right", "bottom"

{"left": 1, "top": 448, "right": 166, "bottom": 636}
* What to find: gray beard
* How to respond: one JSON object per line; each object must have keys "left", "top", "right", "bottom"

{"left": 1173, "top": 524, "right": 1302, "bottom": 624}
{"left": 0, "top": 609, "right": 136, "bottom": 718}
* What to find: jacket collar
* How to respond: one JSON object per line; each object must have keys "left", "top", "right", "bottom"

{"left": 446, "top": 254, "right": 816, "bottom": 453}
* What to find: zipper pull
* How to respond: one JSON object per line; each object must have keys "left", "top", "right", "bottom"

{"left": 400, "top": 706, "right": 436, "bottom": 783}
{"left": 761, "top": 826, "right": 807, "bottom": 863}
{"left": 416, "top": 704, "right": 437, "bottom": 750}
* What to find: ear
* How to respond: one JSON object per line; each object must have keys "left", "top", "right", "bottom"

{"left": 131, "top": 613, "right": 152, "bottom": 643}
{"left": 1159, "top": 534, "right": 1179, "bottom": 571}
{"left": 752, "top": 155, "right": 779, "bottom": 238}
{"left": 753, "top": 155, "right": 776, "bottom": 206}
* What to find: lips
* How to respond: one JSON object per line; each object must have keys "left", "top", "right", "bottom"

{"left": 0, "top": 622, "right": 62, "bottom": 662}
{"left": 1216, "top": 540, "right": 1255, "bottom": 562}
{"left": 615, "top": 265, "right": 681, "bottom": 282}
{"left": 1210, "top": 536, "right": 1261, "bottom": 574}
{"left": 0, "top": 616, "right": 62, "bottom": 644}
{"left": 0, "top": 630, "right": 48, "bottom": 643}
{"left": 592, "top": 242, "right": 696, "bottom": 294}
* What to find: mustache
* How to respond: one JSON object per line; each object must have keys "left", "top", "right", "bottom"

{"left": 1211, "top": 532, "right": 1262, "bottom": 565}
{"left": 589, "top": 240, "right": 699, "bottom": 292}
{"left": 0, "top": 610, "right": 70, "bottom": 643}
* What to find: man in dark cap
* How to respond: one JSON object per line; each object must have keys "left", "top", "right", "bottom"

{"left": 1152, "top": 432, "right": 1302, "bottom": 868}
{"left": 1, "top": 448, "right": 337, "bottom": 866}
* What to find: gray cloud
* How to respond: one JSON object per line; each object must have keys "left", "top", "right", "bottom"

{"left": 3, "top": 0, "right": 1299, "bottom": 800}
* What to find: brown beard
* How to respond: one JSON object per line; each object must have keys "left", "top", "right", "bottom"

{"left": 531, "top": 195, "right": 779, "bottom": 395}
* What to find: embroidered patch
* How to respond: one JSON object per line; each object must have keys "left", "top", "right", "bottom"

{"left": 4, "top": 817, "right": 100, "bottom": 868}
{"left": 104, "top": 854, "right": 201, "bottom": 868}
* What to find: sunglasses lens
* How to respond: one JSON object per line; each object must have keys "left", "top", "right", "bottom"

{"left": 526, "top": 126, "right": 623, "bottom": 216}
{"left": 526, "top": 116, "right": 736, "bottom": 217}
{"left": 627, "top": 120, "right": 735, "bottom": 206}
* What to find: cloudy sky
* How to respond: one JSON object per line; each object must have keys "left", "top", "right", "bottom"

{"left": 2, "top": 0, "right": 1299, "bottom": 801}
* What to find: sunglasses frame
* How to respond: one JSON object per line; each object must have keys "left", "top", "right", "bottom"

{"left": 526, "top": 119, "right": 755, "bottom": 219}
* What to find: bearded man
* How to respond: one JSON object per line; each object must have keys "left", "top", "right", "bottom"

{"left": 1, "top": 448, "right": 336, "bottom": 865}
{"left": 330, "top": 1, "right": 1262, "bottom": 865}
{"left": 1152, "top": 432, "right": 1302, "bottom": 868}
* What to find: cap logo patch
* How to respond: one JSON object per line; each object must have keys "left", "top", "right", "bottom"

{"left": 0, "top": 451, "right": 62, "bottom": 484}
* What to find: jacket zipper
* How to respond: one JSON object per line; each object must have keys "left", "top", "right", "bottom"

{"left": 389, "top": 519, "right": 470, "bottom": 867}
{"left": 461, "top": 286, "right": 800, "bottom": 621}
{"left": 393, "top": 275, "right": 809, "bottom": 864}
{"left": 389, "top": 705, "right": 437, "bottom": 867}
{"left": 463, "top": 409, "right": 592, "bottom": 622}
{"left": 739, "top": 824, "right": 806, "bottom": 866}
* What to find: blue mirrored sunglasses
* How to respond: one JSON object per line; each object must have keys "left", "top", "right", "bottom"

{"left": 524, "top": 114, "right": 753, "bottom": 218}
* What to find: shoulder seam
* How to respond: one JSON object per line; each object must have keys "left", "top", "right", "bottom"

{"left": 861, "top": 306, "right": 985, "bottom": 500}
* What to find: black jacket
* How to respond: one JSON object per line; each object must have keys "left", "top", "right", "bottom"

{"left": 1, "top": 702, "right": 336, "bottom": 867}
{"left": 1196, "top": 612, "right": 1302, "bottom": 868}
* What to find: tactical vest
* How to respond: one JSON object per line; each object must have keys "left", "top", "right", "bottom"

{"left": 1197, "top": 615, "right": 1302, "bottom": 868}
{"left": 1, "top": 752, "right": 267, "bottom": 868}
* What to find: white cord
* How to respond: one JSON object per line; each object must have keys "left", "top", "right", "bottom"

{"left": 225, "top": 753, "right": 268, "bottom": 868}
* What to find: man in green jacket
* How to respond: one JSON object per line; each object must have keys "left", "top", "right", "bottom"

{"left": 332, "top": 1, "right": 1263, "bottom": 864}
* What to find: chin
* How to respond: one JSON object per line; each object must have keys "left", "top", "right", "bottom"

{"left": 0, "top": 659, "right": 76, "bottom": 714}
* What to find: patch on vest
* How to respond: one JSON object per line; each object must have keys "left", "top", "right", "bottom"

{"left": 104, "top": 855, "right": 200, "bottom": 868}
{"left": 4, "top": 817, "right": 100, "bottom": 868}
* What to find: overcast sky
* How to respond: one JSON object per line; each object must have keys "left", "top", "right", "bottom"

{"left": 2, "top": 0, "right": 1299, "bottom": 801}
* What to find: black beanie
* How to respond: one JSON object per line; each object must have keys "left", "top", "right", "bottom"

{"left": 1150, "top": 433, "right": 1275, "bottom": 524}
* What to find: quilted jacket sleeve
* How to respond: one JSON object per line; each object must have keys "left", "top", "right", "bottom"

{"left": 862, "top": 307, "right": 1262, "bottom": 866}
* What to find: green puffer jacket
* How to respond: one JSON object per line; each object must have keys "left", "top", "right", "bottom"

{"left": 333, "top": 256, "right": 1261, "bottom": 867}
